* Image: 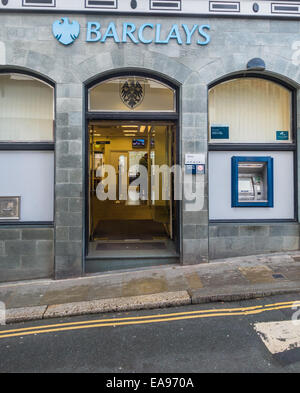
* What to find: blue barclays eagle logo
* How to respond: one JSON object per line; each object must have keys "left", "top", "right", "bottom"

{"left": 52, "top": 18, "right": 80, "bottom": 46}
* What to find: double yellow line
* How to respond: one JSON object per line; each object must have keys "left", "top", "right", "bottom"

{"left": 0, "top": 300, "right": 299, "bottom": 339}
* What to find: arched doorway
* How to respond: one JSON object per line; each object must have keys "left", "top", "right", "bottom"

{"left": 85, "top": 72, "right": 180, "bottom": 272}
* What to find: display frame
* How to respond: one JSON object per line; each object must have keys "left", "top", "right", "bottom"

{"left": 231, "top": 156, "right": 274, "bottom": 208}
{"left": 0, "top": 196, "right": 21, "bottom": 221}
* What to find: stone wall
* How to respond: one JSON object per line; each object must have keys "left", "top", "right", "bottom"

{"left": 209, "top": 223, "right": 300, "bottom": 259}
{"left": 0, "top": 227, "right": 54, "bottom": 283}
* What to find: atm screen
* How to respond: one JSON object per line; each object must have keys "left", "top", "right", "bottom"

{"left": 132, "top": 139, "right": 145, "bottom": 148}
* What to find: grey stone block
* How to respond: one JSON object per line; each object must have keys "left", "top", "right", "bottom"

{"left": 283, "top": 236, "right": 300, "bottom": 251}
{"left": 69, "top": 227, "right": 83, "bottom": 241}
{"left": 56, "top": 113, "right": 69, "bottom": 127}
{"left": 5, "top": 241, "right": 36, "bottom": 256}
{"left": 196, "top": 225, "right": 208, "bottom": 238}
{"left": 69, "top": 169, "right": 83, "bottom": 184}
{"left": 57, "top": 154, "right": 82, "bottom": 170}
{"left": 183, "top": 225, "right": 196, "bottom": 239}
{"left": 182, "top": 239, "right": 208, "bottom": 264}
{"left": 183, "top": 211, "right": 208, "bottom": 225}
{"left": 56, "top": 211, "right": 82, "bottom": 227}
{"left": 56, "top": 141, "right": 69, "bottom": 155}
{"left": 209, "top": 236, "right": 256, "bottom": 259}
{"left": 69, "top": 141, "right": 82, "bottom": 155}
{"left": 56, "top": 227, "right": 69, "bottom": 242}
{"left": 68, "top": 112, "right": 82, "bottom": 127}
{"left": 0, "top": 256, "right": 21, "bottom": 270}
{"left": 54, "top": 255, "right": 82, "bottom": 280}
{"left": 57, "top": 126, "right": 82, "bottom": 141}
{"left": 239, "top": 225, "right": 269, "bottom": 237}
{"left": 56, "top": 241, "right": 82, "bottom": 257}
{"left": 56, "top": 198, "right": 69, "bottom": 212}
{"left": 269, "top": 224, "right": 300, "bottom": 237}
{"left": 69, "top": 198, "right": 83, "bottom": 213}
{"left": 21, "top": 229, "right": 53, "bottom": 241}
{"left": 56, "top": 169, "right": 70, "bottom": 184}
{"left": 0, "top": 230, "right": 21, "bottom": 241}
{"left": 209, "top": 225, "right": 239, "bottom": 238}
{"left": 36, "top": 241, "right": 54, "bottom": 257}
{"left": 0, "top": 241, "right": 4, "bottom": 256}
{"left": 56, "top": 184, "right": 82, "bottom": 198}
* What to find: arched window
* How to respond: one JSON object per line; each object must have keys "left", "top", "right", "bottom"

{"left": 0, "top": 73, "right": 54, "bottom": 142}
{"left": 209, "top": 77, "right": 292, "bottom": 144}
{"left": 208, "top": 76, "right": 296, "bottom": 221}
{"left": 0, "top": 72, "right": 54, "bottom": 223}
{"left": 88, "top": 76, "right": 176, "bottom": 112}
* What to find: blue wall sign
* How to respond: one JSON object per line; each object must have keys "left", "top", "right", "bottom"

{"left": 53, "top": 19, "right": 210, "bottom": 46}
{"left": 185, "top": 164, "right": 206, "bottom": 175}
{"left": 276, "top": 131, "right": 289, "bottom": 141}
{"left": 52, "top": 18, "right": 80, "bottom": 46}
{"left": 211, "top": 126, "right": 229, "bottom": 140}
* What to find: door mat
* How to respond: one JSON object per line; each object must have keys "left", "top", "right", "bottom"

{"left": 96, "top": 242, "right": 166, "bottom": 251}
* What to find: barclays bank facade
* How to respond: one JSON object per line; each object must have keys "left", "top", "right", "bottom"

{"left": 0, "top": 0, "right": 300, "bottom": 282}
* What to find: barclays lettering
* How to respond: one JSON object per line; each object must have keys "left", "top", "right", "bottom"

{"left": 86, "top": 22, "right": 210, "bottom": 45}
{"left": 52, "top": 18, "right": 210, "bottom": 46}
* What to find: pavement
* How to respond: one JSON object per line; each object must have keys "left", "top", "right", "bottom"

{"left": 2, "top": 250, "right": 300, "bottom": 324}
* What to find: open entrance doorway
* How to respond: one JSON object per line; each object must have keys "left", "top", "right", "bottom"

{"left": 87, "top": 120, "right": 179, "bottom": 267}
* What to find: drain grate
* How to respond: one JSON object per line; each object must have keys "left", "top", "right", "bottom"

{"left": 272, "top": 273, "right": 286, "bottom": 280}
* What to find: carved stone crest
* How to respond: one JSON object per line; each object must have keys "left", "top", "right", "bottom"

{"left": 120, "top": 79, "right": 144, "bottom": 109}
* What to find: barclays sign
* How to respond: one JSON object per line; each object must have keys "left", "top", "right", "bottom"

{"left": 52, "top": 18, "right": 210, "bottom": 46}
{"left": 53, "top": 18, "right": 81, "bottom": 46}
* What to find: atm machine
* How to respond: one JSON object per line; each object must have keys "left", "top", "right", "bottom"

{"left": 231, "top": 156, "right": 274, "bottom": 208}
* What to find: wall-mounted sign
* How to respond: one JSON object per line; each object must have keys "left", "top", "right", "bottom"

{"left": 185, "top": 154, "right": 206, "bottom": 174}
{"left": 185, "top": 164, "right": 206, "bottom": 174}
{"left": 185, "top": 154, "right": 205, "bottom": 165}
{"left": 52, "top": 18, "right": 211, "bottom": 46}
{"left": 276, "top": 131, "right": 289, "bottom": 141}
{"left": 211, "top": 126, "right": 229, "bottom": 139}
{"left": 0, "top": 197, "right": 20, "bottom": 220}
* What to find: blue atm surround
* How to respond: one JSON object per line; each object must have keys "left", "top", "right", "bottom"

{"left": 231, "top": 156, "right": 274, "bottom": 208}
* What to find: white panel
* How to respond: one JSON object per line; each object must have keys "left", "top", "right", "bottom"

{"left": 209, "top": 151, "right": 294, "bottom": 220}
{"left": 0, "top": 0, "right": 300, "bottom": 18}
{"left": 0, "top": 151, "right": 54, "bottom": 222}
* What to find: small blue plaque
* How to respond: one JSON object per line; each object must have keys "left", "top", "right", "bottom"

{"left": 276, "top": 131, "right": 289, "bottom": 141}
{"left": 185, "top": 164, "right": 205, "bottom": 175}
{"left": 211, "top": 126, "right": 229, "bottom": 140}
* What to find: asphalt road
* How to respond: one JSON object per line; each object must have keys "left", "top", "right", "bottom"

{"left": 0, "top": 293, "right": 300, "bottom": 373}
